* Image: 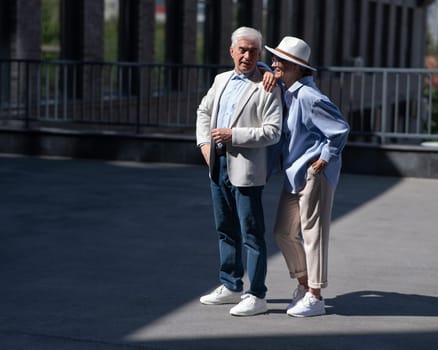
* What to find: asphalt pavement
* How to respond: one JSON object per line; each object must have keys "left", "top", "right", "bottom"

{"left": 1, "top": 154, "right": 438, "bottom": 349}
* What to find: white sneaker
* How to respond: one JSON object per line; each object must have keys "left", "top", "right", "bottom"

{"left": 200, "top": 285, "right": 242, "bottom": 305}
{"left": 287, "top": 284, "right": 307, "bottom": 309}
{"left": 287, "top": 292, "right": 326, "bottom": 317}
{"left": 229, "top": 294, "right": 268, "bottom": 316}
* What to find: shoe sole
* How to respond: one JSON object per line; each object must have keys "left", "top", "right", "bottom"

{"left": 230, "top": 307, "right": 268, "bottom": 316}
{"left": 200, "top": 299, "right": 241, "bottom": 305}
{"left": 230, "top": 311, "right": 268, "bottom": 316}
{"left": 287, "top": 309, "right": 326, "bottom": 317}
{"left": 200, "top": 296, "right": 242, "bottom": 305}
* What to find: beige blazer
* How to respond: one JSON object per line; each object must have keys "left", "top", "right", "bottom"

{"left": 196, "top": 69, "right": 283, "bottom": 187}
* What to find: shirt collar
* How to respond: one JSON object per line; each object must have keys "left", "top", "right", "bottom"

{"left": 288, "top": 75, "right": 314, "bottom": 94}
{"left": 232, "top": 69, "right": 255, "bottom": 81}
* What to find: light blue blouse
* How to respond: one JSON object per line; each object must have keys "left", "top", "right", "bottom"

{"left": 282, "top": 76, "right": 350, "bottom": 193}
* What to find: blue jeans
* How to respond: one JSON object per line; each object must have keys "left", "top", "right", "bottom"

{"left": 210, "top": 156, "right": 267, "bottom": 298}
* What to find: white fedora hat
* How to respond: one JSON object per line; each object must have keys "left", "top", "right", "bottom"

{"left": 265, "top": 37, "right": 316, "bottom": 71}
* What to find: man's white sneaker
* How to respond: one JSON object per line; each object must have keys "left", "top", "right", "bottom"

{"left": 200, "top": 285, "right": 242, "bottom": 305}
{"left": 229, "top": 294, "right": 268, "bottom": 316}
{"left": 287, "top": 284, "right": 307, "bottom": 309}
{"left": 287, "top": 292, "right": 326, "bottom": 317}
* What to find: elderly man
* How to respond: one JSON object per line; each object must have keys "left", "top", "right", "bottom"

{"left": 196, "top": 27, "right": 283, "bottom": 316}
{"left": 264, "top": 37, "right": 350, "bottom": 317}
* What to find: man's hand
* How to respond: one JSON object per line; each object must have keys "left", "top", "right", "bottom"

{"left": 200, "top": 144, "right": 211, "bottom": 166}
{"left": 311, "top": 159, "right": 327, "bottom": 174}
{"left": 211, "top": 128, "right": 232, "bottom": 144}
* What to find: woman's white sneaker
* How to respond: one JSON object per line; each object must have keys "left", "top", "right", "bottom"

{"left": 287, "top": 284, "right": 307, "bottom": 309}
{"left": 287, "top": 292, "right": 326, "bottom": 317}
{"left": 200, "top": 285, "right": 242, "bottom": 305}
{"left": 229, "top": 294, "right": 268, "bottom": 316}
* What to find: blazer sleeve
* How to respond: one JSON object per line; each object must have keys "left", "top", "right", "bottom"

{"left": 196, "top": 79, "right": 217, "bottom": 147}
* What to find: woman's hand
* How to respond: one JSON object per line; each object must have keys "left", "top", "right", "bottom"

{"left": 262, "top": 71, "right": 277, "bottom": 92}
{"left": 311, "top": 159, "right": 328, "bottom": 174}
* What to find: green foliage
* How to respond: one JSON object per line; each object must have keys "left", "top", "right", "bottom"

{"left": 155, "top": 22, "right": 165, "bottom": 64}
{"left": 41, "top": 0, "right": 60, "bottom": 60}
{"left": 426, "top": 31, "right": 438, "bottom": 56}
{"left": 104, "top": 17, "right": 118, "bottom": 62}
{"left": 196, "top": 32, "right": 204, "bottom": 64}
{"left": 41, "top": 0, "right": 60, "bottom": 45}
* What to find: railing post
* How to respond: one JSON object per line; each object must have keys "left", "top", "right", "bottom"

{"left": 381, "top": 70, "right": 388, "bottom": 144}
{"left": 136, "top": 65, "right": 142, "bottom": 134}
{"left": 25, "top": 61, "right": 31, "bottom": 129}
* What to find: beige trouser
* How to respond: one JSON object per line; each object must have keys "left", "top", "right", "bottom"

{"left": 273, "top": 167, "right": 334, "bottom": 289}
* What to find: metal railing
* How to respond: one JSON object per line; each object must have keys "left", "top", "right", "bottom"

{"left": 1, "top": 59, "right": 437, "bottom": 145}
{"left": 0, "top": 59, "right": 230, "bottom": 133}
{"left": 317, "top": 67, "right": 438, "bottom": 144}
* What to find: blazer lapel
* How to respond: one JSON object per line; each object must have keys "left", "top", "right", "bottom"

{"left": 212, "top": 71, "right": 234, "bottom": 128}
{"left": 229, "top": 71, "right": 261, "bottom": 127}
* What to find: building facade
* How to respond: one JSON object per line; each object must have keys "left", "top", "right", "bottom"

{"left": 0, "top": 0, "right": 433, "bottom": 68}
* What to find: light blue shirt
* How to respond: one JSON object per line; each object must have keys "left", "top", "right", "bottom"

{"left": 281, "top": 76, "right": 350, "bottom": 193}
{"left": 216, "top": 72, "right": 250, "bottom": 128}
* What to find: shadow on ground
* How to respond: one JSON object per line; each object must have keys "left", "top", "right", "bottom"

{"left": 2, "top": 156, "right": 422, "bottom": 349}
{"left": 270, "top": 290, "right": 438, "bottom": 317}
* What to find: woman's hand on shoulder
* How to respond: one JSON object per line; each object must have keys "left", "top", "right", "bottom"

{"left": 262, "top": 71, "right": 277, "bottom": 92}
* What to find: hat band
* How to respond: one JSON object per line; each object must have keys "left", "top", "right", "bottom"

{"left": 275, "top": 47, "right": 310, "bottom": 66}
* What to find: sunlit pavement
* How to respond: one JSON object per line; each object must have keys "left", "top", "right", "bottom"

{"left": 1, "top": 155, "right": 438, "bottom": 349}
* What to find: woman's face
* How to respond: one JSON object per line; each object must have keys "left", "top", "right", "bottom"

{"left": 271, "top": 56, "right": 300, "bottom": 88}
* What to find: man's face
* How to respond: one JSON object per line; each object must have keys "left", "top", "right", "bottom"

{"left": 230, "top": 39, "right": 260, "bottom": 74}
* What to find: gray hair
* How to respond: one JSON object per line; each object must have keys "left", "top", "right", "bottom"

{"left": 231, "top": 27, "right": 262, "bottom": 51}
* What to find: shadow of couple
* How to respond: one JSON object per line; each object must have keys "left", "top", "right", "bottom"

{"left": 269, "top": 290, "right": 438, "bottom": 316}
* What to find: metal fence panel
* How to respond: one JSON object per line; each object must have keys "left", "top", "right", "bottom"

{"left": 1, "top": 59, "right": 437, "bottom": 145}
